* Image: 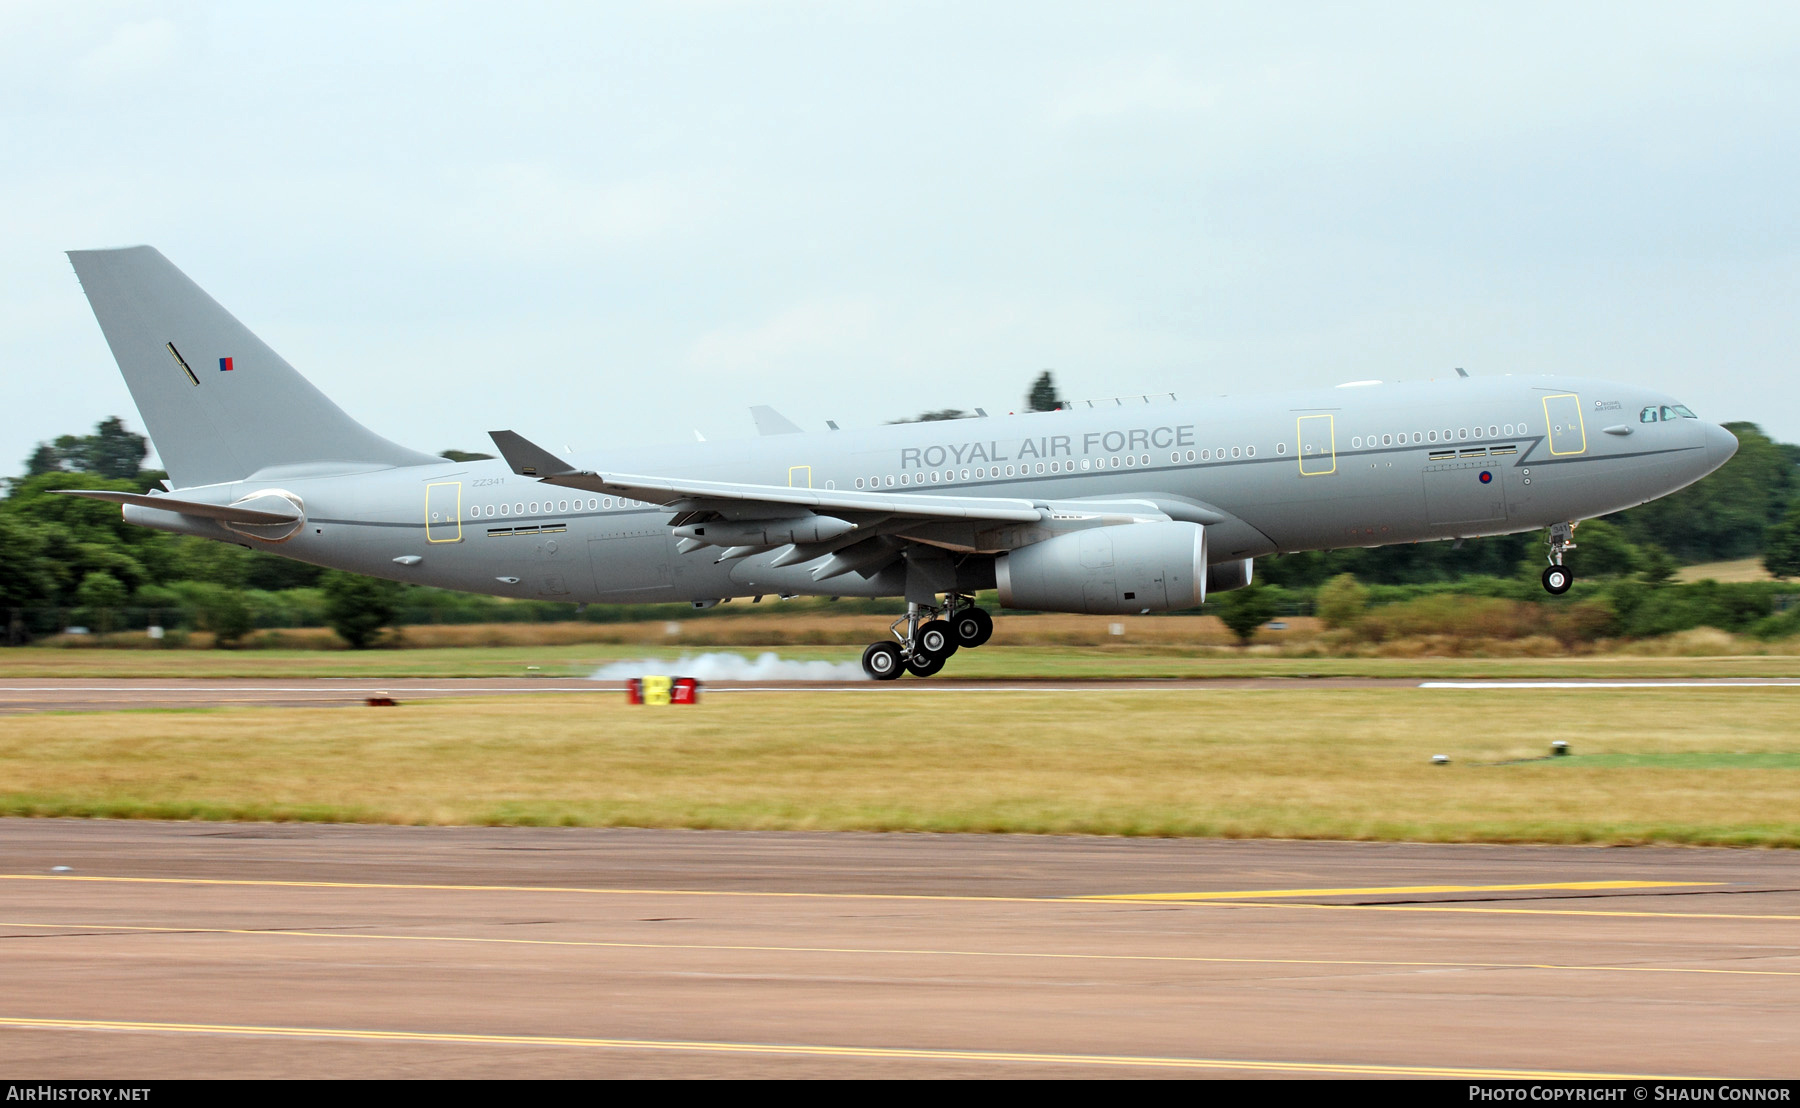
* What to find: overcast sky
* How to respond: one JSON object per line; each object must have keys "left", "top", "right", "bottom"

{"left": 4, "top": 1, "right": 1797, "bottom": 473}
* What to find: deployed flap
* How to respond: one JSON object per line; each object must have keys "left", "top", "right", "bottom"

{"left": 52, "top": 488, "right": 300, "bottom": 525}
{"left": 750, "top": 405, "right": 803, "bottom": 435}
{"left": 488, "top": 429, "right": 1042, "bottom": 523}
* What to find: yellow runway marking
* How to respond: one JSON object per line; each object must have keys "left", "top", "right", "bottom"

{"left": 1082, "top": 880, "right": 1715, "bottom": 901}
{"left": 0, "top": 1015, "right": 1709, "bottom": 1078}
{"left": 1265, "top": 902, "right": 1800, "bottom": 922}
{"left": 7, "top": 873, "right": 1792, "bottom": 920}
{"left": 6, "top": 920, "right": 1798, "bottom": 978}
{"left": 0, "top": 873, "right": 1722, "bottom": 905}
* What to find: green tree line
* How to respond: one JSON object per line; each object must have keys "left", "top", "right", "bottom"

{"left": 6, "top": 412, "right": 1798, "bottom": 648}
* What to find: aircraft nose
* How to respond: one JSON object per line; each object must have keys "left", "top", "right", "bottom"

{"left": 1705, "top": 422, "right": 1738, "bottom": 472}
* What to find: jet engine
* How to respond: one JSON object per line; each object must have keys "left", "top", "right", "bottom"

{"left": 1205, "top": 557, "right": 1254, "bottom": 595}
{"left": 995, "top": 521, "right": 1206, "bottom": 614}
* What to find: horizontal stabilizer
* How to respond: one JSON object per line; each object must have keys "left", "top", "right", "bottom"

{"left": 52, "top": 488, "right": 301, "bottom": 525}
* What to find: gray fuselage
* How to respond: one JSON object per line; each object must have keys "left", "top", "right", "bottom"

{"left": 129, "top": 374, "right": 1738, "bottom": 606}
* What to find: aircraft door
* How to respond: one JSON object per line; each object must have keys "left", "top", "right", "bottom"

{"left": 1542, "top": 394, "right": 1587, "bottom": 456}
{"left": 425, "top": 481, "right": 462, "bottom": 543}
{"left": 1296, "top": 415, "right": 1336, "bottom": 476}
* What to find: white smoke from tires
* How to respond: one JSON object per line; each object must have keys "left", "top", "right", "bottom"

{"left": 590, "top": 651, "right": 869, "bottom": 682}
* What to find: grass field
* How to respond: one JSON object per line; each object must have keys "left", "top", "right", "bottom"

{"left": 3, "top": 688, "right": 1797, "bottom": 845}
{"left": 7, "top": 640, "right": 1800, "bottom": 679}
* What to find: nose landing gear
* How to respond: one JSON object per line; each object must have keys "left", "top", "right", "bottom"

{"left": 1542, "top": 521, "right": 1577, "bottom": 595}
{"left": 860, "top": 594, "right": 993, "bottom": 680}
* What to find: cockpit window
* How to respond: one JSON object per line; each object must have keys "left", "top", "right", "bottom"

{"left": 1672, "top": 404, "right": 1697, "bottom": 419}
{"left": 1660, "top": 406, "right": 1678, "bottom": 421}
{"left": 1640, "top": 406, "right": 1660, "bottom": 423}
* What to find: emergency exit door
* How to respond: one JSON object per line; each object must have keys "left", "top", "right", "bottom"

{"left": 1542, "top": 394, "right": 1588, "bottom": 456}
{"left": 425, "top": 481, "right": 462, "bottom": 543}
{"left": 1296, "top": 414, "right": 1337, "bottom": 476}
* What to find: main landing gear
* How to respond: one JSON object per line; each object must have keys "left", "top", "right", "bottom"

{"left": 1542, "top": 521, "right": 1577, "bottom": 595}
{"left": 861, "top": 594, "right": 994, "bottom": 680}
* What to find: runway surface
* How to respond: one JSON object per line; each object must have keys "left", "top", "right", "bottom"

{"left": 6, "top": 676, "right": 1800, "bottom": 712}
{"left": 2, "top": 820, "right": 1796, "bottom": 1078}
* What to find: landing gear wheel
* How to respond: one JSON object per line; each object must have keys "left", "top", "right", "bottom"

{"left": 1542, "top": 565, "right": 1573, "bottom": 595}
{"left": 916, "top": 619, "right": 956, "bottom": 659}
{"left": 862, "top": 641, "right": 904, "bottom": 681}
{"left": 951, "top": 607, "right": 993, "bottom": 649}
{"left": 904, "top": 652, "right": 946, "bottom": 678}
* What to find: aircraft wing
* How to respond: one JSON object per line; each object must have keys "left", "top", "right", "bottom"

{"left": 488, "top": 430, "right": 1044, "bottom": 523}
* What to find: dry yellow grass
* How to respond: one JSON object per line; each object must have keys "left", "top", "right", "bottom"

{"left": 1675, "top": 557, "right": 1778, "bottom": 583}
{"left": 3, "top": 688, "right": 1796, "bottom": 844}
{"left": 40, "top": 612, "right": 1320, "bottom": 651}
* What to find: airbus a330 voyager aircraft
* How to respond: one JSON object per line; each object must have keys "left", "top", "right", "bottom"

{"left": 60, "top": 247, "right": 1738, "bottom": 678}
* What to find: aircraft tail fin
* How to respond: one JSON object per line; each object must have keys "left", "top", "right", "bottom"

{"left": 66, "top": 246, "right": 440, "bottom": 488}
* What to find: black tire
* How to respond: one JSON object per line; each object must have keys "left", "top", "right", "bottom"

{"left": 1542, "top": 565, "right": 1573, "bottom": 595}
{"left": 951, "top": 607, "right": 994, "bottom": 648}
{"left": 862, "top": 641, "right": 905, "bottom": 681}
{"left": 904, "top": 652, "right": 946, "bottom": 678}
{"left": 916, "top": 619, "right": 956, "bottom": 659}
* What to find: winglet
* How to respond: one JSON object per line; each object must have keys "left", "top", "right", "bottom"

{"left": 750, "top": 405, "right": 803, "bottom": 436}
{"left": 487, "top": 430, "right": 580, "bottom": 478}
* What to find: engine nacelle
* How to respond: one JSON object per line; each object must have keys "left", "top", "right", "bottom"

{"left": 1206, "top": 557, "right": 1254, "bottom": 595}
{"left": 995, "top": 521, "right": 1206, "bottom": 614}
